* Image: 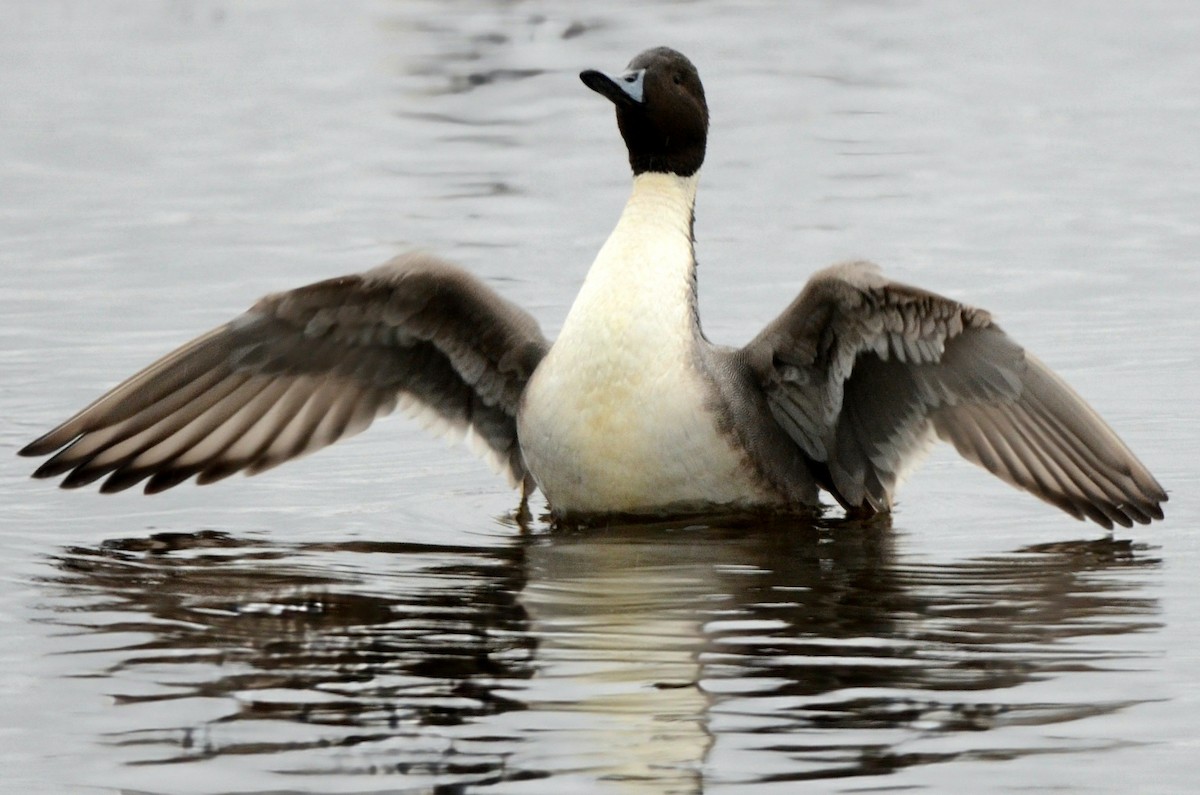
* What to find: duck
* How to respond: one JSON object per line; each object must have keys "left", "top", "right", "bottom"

{"left": 19, "top": 46, "right": 1166, "bottom": 529}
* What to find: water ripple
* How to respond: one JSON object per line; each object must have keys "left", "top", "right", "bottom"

{"left": 40, "top": 520, "right": 1161, "bottom": 791}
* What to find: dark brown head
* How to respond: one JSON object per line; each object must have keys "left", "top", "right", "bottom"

{"left": 580, "top": 47, "right": 709, "bottom": 177}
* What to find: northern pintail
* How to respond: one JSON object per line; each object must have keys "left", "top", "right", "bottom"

{"left": 20, "top": 47, "right": 1166, "bottom": 528}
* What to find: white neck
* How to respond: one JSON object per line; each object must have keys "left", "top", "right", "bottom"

{"left": 559, "top": 171, "right": 700, "bottom": 345}
{"left": 518, "top": 169, "right": 776, "bottom": 514}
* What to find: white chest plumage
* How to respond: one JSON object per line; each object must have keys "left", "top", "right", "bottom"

{"left": 518, "top": 173, "right": 771, "bottom": 515}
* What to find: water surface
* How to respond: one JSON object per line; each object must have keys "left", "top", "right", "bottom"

{"left": 1, "top": 2, "right": 1198, "bottom": 793}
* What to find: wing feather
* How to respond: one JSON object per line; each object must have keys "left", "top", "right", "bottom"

{"left": 742, "top": 260, "right": 1165, "bottom": 527}
{"left": 21, "top": 252, "right": 549, "bottom": 494}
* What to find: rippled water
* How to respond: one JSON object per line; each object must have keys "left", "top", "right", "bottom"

{"left": 2, "top": 2, "right": 1198, "bottom": 793}
{"left": 37, "top": 524, "right": 1161, "bottom": 792}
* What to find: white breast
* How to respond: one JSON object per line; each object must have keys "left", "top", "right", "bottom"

{"left": 518, "top": 173, "right": 772, "bottom": 515}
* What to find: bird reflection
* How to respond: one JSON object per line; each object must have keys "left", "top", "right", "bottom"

{"left": 44, "top": 519, "right": 1160, "bottom": 791}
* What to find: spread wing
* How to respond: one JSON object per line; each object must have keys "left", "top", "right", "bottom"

{"left": 20, "top": 253, "right": 549, "bottom": 494}
{"left": 741, "top": 261, "right": 1166, "bottom": 528}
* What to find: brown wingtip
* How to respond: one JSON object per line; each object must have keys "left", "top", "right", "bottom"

{"left": 19, "top": 434, "right": 67, "bottom": 458}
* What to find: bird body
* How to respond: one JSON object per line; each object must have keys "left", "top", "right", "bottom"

{"left": 519, "top": 171, "right": 775, "bottom": 515}
{"left": 20, "top": 47, "right": 1166, "bottom": 529}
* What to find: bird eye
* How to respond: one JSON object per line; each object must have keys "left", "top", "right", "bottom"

{"left": 672, "top": 73, "right": 683, "bottom": 85}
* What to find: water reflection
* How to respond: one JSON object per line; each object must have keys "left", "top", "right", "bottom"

{"left": 44, "top": 519, "right": 1160, "bottom": 791}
